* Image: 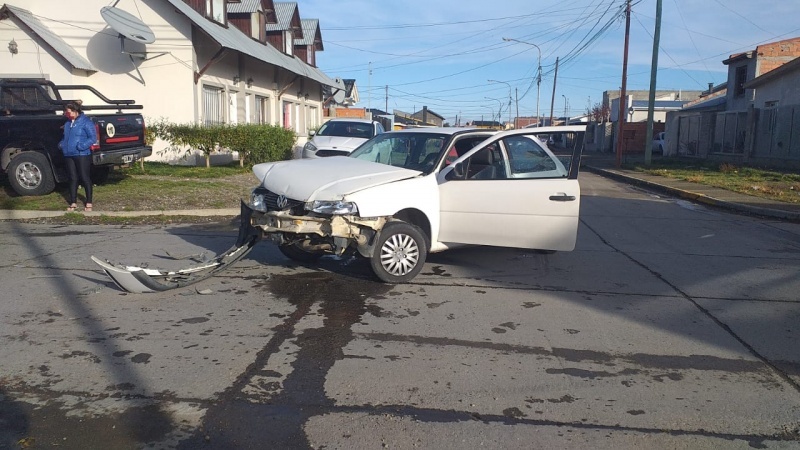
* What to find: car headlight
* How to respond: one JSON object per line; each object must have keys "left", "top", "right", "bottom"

{"left": 249, "top": 188, "right": 268, "bottom": 212}
{"left": 306, "top": 200, "right": 358, "bottom": 215}
{"left": 303, "top": 141, "right": 317, "bottom": 152}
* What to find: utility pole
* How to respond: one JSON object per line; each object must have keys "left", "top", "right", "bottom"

{"left": 368, "top": 61, "right": 372, "bottom": 111}
{"left": 644, "top": 0, "right": 662, "bottom": 165}
{"left": 502, "top": 38, "right": 542, "bottom": 127}
{"left": 615, "top": 0, "right": 631, "bottom": 167}
{"left": 515, "top": 88, "right": 519, "bottom": 128}
{"left": 549, "top": 56, "right": 559, "bottom": 127}
{"left": 385, "top": 85, "right": 388, "bottom": 113}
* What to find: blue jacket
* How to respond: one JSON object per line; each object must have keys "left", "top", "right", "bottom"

{"left": 60, "top": 113, "right": 97, "bottom": 157}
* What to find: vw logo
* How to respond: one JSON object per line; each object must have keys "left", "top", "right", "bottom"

{"left": 276, "top": 195, "right": 288, "bottom": 209}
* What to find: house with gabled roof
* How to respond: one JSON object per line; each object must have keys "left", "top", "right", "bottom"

{"left": 295, "top": 18, "right": 321, "bottom": 67}
{"left": 265, "top": 2, "right": 302, "bottom": 55}
{"left": 0, "top": 0, "right": 344, "bottom": 162}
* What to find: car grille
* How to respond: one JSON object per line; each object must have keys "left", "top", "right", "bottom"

{"left": 255, "top": 188, "right": 305, "bottom": 214}
{"left": 316, "top": 149, "right": 350, "bottom": 157}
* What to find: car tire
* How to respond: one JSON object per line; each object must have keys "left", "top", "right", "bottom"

{"left": 8, "top": 152, "right": 56, "bottom": 196}
{"left": 370, "top": 221, "right": 427, "bottom": 283}
{"left": 278, "top": 241, "right": 324, "bottom": 263}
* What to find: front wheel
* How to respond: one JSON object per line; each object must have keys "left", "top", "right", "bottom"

{"left": 7, "top": 152, "right": 56, "bottom": 196}
{"left": 370, "top": 222, "right": 427, "bottom": 283}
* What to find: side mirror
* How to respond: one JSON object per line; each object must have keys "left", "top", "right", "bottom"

{"left": 444, "top": 162, "right": 466, "bottom": 180}
{"left": 309, "top": 129, "right": 316, "bottom": 136}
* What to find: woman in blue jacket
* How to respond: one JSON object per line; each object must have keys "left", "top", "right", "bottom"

{"left": 59, "top": 101, "right": 97, "bottom": 211}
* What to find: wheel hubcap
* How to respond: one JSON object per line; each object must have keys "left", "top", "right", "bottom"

{"left": 16, "top": 162, "right": 42, "bottom": 188}
{"left": 380, "top": 233, "right": 419, "bottom": 276}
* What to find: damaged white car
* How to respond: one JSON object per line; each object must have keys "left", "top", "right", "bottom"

{"left": 93, "top": 126, "right": 585, "bottom": 292}
{"left": 243, "top": 125, "right": 585, "bottom": 283}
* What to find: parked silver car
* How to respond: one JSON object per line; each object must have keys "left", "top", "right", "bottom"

{"left": 302, "top": 118, "right": 385, "bottom": 158}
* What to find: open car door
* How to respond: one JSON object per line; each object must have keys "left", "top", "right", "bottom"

{"left": 436, "top": 125, "right": 585, "bottom": 251}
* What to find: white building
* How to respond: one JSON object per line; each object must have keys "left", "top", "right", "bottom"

{"left": 0, "top": 0, "right": 343, "bottom": 161}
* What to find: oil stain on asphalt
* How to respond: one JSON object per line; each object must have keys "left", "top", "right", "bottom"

{"left": 177, "top": 271, "right": 393, "bottom": 448}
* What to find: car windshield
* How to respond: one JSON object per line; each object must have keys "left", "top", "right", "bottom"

{"left": 316, "top": 121, "right": 373, "bottom": 139}
{"left": 349, "top": 132, "right": 449, "bottom": 173}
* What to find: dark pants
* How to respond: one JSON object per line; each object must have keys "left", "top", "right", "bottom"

{"left": 65, "top": 155, "right": 92, "bottom": 204}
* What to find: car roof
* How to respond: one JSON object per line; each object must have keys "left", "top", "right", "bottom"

{"left": 384, "top": 127, "right": 484, "bottom": 136}
{"left": 324, "top": 118, "right": 378, "bottom": 124}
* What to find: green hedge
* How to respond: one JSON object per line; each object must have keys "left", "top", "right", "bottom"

{"left": 147, "top": 119, "right": 296, "bottom": 168}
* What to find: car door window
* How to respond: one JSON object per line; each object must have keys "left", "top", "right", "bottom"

{"left": 464, "top": 144, "right": 506, "bottom": 180}
{"left": 502, "top": 135, "right": 567, "bottom": 178}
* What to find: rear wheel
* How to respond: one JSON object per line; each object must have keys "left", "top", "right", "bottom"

{"left": 278, "top": 241, "right": 324, "bottom": 263}
{"left": 370, "top": 222, "right": 427, "bottom": 283}
{"left": 7, "top": 152, "right": 55, "bottom": 196}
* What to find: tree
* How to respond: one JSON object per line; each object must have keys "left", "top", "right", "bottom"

{"left": 588, "top": 102, "right": 611, "bottom": 123}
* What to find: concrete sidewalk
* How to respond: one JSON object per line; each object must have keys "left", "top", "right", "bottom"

{"left": 1, "top": 157, "right": 799, "bottom": 222}
{"left": 0, "top": 207, "right": 241, "bottom": 221}
{"left": 582, "top": 154, "right": 800, "bottom": 222}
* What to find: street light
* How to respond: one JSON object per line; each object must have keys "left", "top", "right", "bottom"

{"left": 488, "top": 79, "right": 512, "bottom": 128}
{"left": 503, "top": 37, "right": 542, "bottom": 126}
{"left": 484, "top": 97, "right": 503, "bottom": 129}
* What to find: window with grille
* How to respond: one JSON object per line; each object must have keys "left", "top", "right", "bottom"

{"left": 202, "top": 85, "right": 224, "bottom": 126}
{"left": 734, "top": 66, "right": 747, "bottom": 97}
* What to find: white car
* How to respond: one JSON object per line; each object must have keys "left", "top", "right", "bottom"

{"left": 652, "top": 131, "right": 666, "bottom": 154}
{"left": 246, "top": 126, "right": 585, "bottom": 283}
{"left": 301, "top": 118, "right": 385, "bottom": 158}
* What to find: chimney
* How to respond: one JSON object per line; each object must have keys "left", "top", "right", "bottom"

{"left": 422, "top": 106, "right": 428, "bottom": 125}
{"left": 708, "top": 82, "right": 714, "bottom": 93}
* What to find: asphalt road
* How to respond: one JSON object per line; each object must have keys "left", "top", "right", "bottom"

{"left": 1, "top": 172, "right": 799, "bottom": 449}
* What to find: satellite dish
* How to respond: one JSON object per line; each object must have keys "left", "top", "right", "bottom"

{"left": 332, "top": 78, "right": 346, "bottom": 104}
{"left": 101, "top": 6, "right": 155, "bottom": 44}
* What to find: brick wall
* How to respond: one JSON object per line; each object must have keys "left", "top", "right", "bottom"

{"left": 756, "top": 37, "right": 800, "bottom": 75}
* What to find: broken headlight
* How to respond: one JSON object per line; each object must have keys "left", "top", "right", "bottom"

{"left": 306, "top": 200, "right": 358, "bottom": 215}
{"left": 249, "top": 188, "right": 269, "bottom": 212}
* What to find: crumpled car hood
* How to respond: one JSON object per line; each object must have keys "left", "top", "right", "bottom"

{"left": 311, "top": 135, "right": 367, "bottom": 152}
{"left": 253, "top": 157, "right": 418, "bottom": 201}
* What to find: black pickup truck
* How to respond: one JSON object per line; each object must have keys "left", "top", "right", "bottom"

{"left": 0, "top": 78, "right": 152, "bottom": 196}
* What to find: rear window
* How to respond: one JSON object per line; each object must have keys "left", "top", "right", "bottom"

{"left": 316, "top": 121, "right": 374, "bottom": 139}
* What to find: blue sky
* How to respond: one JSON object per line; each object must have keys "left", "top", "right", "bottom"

{"left": 301, "top": 0, "right": 800, "bottom": 125}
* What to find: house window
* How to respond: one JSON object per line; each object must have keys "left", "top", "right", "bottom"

{"left": 254, "top": 95, "right": 270, "bottom": 124}
{"left": 205, "top": 0, "right": 226, "bottom": 24}
{"left": 283, "top": 30, "right": 293, "bottom": 54}
{"left": 283, "top": 101, "right": 292, "bottom": 129}
{"left": 734, "top": 66, "right": 747, "bottom": 97}
{"left": 250, "top": 12, "right": 262, "bottom": 40}
{"left": 228, "top": 90, "right": 238, "bottom": 125}
{"left": 245, "top": 93, "right": 252, "bottom": 124}
{"left": 283, "top": 100, "right": 300, "bottom": 131}
{"left": 308, "top": 106, "right": 318, "bottom": 130}
{"left": 202, "top": 85, "right": 224, "bottom": 125}
{"left": 765, "top": 100, "right": 779, "bottom": 108}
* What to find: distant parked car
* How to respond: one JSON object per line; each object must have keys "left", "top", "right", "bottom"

{"left": 652, "top": 131, "right": 666, "bottom": 154}
{"left": 302, "top": 118, "right": 385, "bottom": 158}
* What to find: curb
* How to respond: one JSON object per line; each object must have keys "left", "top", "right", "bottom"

{"left": 0, "top": 208, "right": 241, "bottom": 221}
{"left": 584, "top": 165, "right": 800, "bottom": 222}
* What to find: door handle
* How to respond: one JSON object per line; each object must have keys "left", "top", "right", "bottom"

{"left": 549, "top": 193, "right": 576, "bottom": 202}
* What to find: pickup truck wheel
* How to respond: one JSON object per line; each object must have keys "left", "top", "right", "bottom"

{"left": 8, "top": 152, "right": 55, "bottom": 196}
{"left": 278, "top": 242, "right": 324, "bottom": 263}
{"left": 370, "top": 222, "right": 427, "bottom": 283}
